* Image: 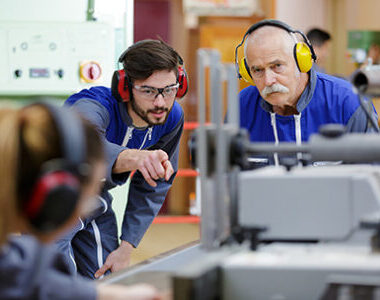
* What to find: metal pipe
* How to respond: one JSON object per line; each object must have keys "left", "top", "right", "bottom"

{"left": 245, "top": 142, "right": 310, "bottom": 155}
{"left": 226, "top": 64, "right": 240, "bottom": 127}
{"left": 245, "top": 134, "right": 380, "bottom": 163}
{"left": 87, "top": 0, "right": 96, "bottom": 21}
{"left": 197, "top": 49, "right": 213, "bottom": 249}
{"left": 210, "top": 50, "right": 221, "bottom": 125}
{"left": 213, "top": 59, "right": 229, "bottom": 245}
{"left": 124, "top": 0, "right": 134, "bottom": 48}
{"left": 352, "top": 66, "right": 380, "bottom": 96}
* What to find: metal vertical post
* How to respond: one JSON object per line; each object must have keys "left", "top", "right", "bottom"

{"left": 226, "top": 64, "right": 240, "bottom": 127}
{"left": 225, "top": 64, "right": 240, "bottom": 234}
{"left": 197, "top": 50, "right": 240, "bottom": 249}
{"left": 210, "top": 51, "right": 229, "bottom": 244}
{"left": 197, "top": 49, "right": 213, "bottom": 248}
{"left": 209, "top": 50, "right": 221, "bottom": 125}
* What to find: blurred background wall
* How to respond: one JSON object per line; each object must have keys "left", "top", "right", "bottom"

{"left": 2, "top": 0, "right": 380, "bottom": 216}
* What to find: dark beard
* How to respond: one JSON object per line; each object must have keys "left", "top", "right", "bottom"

{"left": 131, "top": 98, "right": 172, "bottom": 126}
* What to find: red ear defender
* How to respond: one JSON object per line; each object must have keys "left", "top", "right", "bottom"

{"left": 111, "top": 69, "right": 131, "bottom": 102}
{"left": 19, "top": 103, "right": 87, "bottom": 233}
{"left": 176, "top": 65, "right": 188, "bottom": 98}
{"left": 25, "top": 171, "right": 80, "bottom": 223}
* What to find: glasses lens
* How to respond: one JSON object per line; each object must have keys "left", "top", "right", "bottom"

{"left": 163, "top": 86, "right": 178, "bottom": 98}
{"left": 138, "top": 87, "right": 157, "bottom": 100}
{"left": 134, "top": 84, "right": 179, "bottom": 100}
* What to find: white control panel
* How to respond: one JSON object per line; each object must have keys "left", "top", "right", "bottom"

{"left": 0, "top": 22, "right": 115, "bottom": 96}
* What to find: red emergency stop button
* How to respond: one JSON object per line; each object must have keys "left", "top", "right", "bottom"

{"left": 80, "top": 61, "right": 102, "bottom": 83}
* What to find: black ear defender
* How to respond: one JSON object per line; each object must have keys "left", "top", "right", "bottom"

{"left": 111, "top": 42, "right": 189, "bottom": 102}
{"left": 20, "top": 102, "right": 88, "bottom": 233}
{"left": 235, "top": 19, "right": 317, "bottom": 85}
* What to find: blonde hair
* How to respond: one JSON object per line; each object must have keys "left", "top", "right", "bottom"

{"left": 0, "top": 105, "right": 60, "bottom": 245}
{"left": 0, "top": 108, "right": 21, "bottom": 244}
{"left": 0, "top": 103, "right": 104, "bottom": 245}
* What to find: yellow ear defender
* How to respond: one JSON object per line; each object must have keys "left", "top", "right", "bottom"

{"left": 294, "top": 42, "right": 313, "bottom": 73}
{"left": 239, "top": 57, "right": 255, "bottom": 85}
{"left": 235, "top": 19, "right": 317, "bottom": 86}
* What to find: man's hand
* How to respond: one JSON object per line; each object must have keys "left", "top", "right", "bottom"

{"left": 94, "top": 240, "right": 133, "bottom": 279}
{"left": 113, "top": 149, "right": 174, "bottom": 187}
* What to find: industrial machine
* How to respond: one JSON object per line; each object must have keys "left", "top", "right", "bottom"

{"left": 0, "top": 21, "right": 114, "bottom": 96}
{"left": 102, "top": 50, "right": 380, "bottom": 300}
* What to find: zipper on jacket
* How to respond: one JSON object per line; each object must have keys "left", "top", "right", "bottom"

{"left": 122, "top": 126, "right": 134, "bottom": 147}
{"left": 139, "top": 127, "right": 153, "bottom": 150}
{"left": 270, "top": 112, "right": 280, "bottom": 166}
{"left": 294, "top": 113, "right": 302, "bottom": 163}
{"left": 148, "top": 127, "right": 153, "bottom": 141}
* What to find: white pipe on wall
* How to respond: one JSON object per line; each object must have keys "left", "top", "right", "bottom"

{"left": 125, "top": 0, "right": 134, "bottom": 48}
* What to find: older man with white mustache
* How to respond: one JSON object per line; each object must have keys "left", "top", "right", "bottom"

{"left": 261, "top": 83, "right": 289, "bottom": 99}
{"left": 235, "top": 19, "right": 378, "bottom": 166}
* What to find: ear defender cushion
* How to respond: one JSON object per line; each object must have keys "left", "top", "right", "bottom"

{"left": 294, "top": 42, "right": 313, "bottom": 73}
{"left": 176, "top": 66, "right": 188, "bottom": 98}
{"left": 26, "top": 171, "right": 81, "bottom": 232}
{"left": 239, "top": 58, "right": 255, "bottom": 85}
{"left": 111, "top": 69, "right": 130, "bottom": 102}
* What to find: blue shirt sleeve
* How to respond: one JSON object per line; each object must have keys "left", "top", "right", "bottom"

{"left": 346, "top": 96, "right": 379, "bottom": 133}
{"left": 66, "top": 99, "right": 130, "bottom": 186}
{"left": 120, "top": 115, "right": 184, "bottom": 247}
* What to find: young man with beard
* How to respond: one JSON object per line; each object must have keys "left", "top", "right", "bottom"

{"left": 60, "top": 39, "right": 187, "bottom": 279}
{"left": 235, "top": 20, "right": 378, "bottom": 166}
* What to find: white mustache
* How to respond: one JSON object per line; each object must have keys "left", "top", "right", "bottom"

{"left": 261, "top": 84, "right": 289, "bottom": 98}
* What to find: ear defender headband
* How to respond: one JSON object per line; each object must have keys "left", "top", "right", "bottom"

{"left": 111, "top": 42, "right": 188, "bottom": 102}
{"left": 235, "top": 19, "right": 317, "bottom": 85}
{"left": 20, "top": 102, "right": 87, "bottom": 233}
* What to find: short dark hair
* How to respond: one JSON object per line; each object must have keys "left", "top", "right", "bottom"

{"left": 306, "top": 28, "right": 331, "bottom": 47}
{"left": 120, "top": 39, "right": 182, "bottom": 83}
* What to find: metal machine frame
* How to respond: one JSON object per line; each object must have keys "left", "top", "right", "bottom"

{"left": 103, "top": 49, "right": 380, "bottom": 300}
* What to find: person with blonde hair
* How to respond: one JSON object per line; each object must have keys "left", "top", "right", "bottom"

{"left": 0, "top": 102, "right": 161, "bottom": 300}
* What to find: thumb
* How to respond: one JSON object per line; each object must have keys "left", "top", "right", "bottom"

{"left": 94, "top": 264, "right": 110, "bottom": 279}
{"left": 163, "top": 160, "right": 174, "bottom": 181}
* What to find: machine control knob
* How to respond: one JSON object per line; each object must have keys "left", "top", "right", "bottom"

{"left": 319, "top": 124, "right": 346, "bottom": 138}
{"left": 57, "top": 69, "right": 64, "bottom": 78}
{"left": 14, "top": 69, "right": 22, "bottom": 78}
{"left": 280, "top": 157, "right": 298, "bottom": 171}
{"left": 80, "top": 61, "right": 102, "bottom": 83}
